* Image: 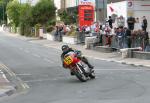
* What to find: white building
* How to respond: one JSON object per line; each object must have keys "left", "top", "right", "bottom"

{"left": 65, "top": 0, "right": 78, "bottom": 8}
{"left": 54, "top": 0, "right": 61, "bottom": 9}
{"left": 107, "top": 0, "right": 150, "bottom": 32}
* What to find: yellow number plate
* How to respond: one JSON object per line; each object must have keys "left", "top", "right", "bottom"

{"left": 64, "top": 56, "right": 73, "bottom": 65}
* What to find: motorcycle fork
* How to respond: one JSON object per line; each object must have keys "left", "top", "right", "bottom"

{"left": 76, "top": 64, "right": 84, "bottom": 74}
{"left": 76, "top": 63, "right": 88, "bottom": 77}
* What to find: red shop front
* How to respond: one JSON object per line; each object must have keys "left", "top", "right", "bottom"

{"left": 78, "top": 5, "right": 94, "bottom": 27}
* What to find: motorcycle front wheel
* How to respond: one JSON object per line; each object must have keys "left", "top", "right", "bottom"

{"left": 89, "top": 71, "right": 95, "bottom": 79}
{"left": 73, "top": 70, "right": 87, "bottom": 82}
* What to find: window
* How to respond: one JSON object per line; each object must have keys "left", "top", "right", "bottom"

{"left": 84, "top": 18, "right": 93, "bottom": 21}
{"left": 84, "top": 14, "right": 92, "bottom": 17}
{"left": 84, "top": 10, "right": 93, "bottom": 13}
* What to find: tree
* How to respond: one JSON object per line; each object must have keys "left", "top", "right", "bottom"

{"left": 32, "top": 0, "right": 56, "bottom": 26}
{"left": 58, "top": 10, "right": 78, "bottom": 25}
{"left": 19, "top": 3, "right": 33, "bottom": 36}
{"left": 6, "top": 0, "right": 20, "bottom": 27}
{"left": 0, "top": 0, "right": 13, "bottom": 24}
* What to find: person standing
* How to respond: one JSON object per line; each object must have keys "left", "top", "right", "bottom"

{"left": 124, "top": 27, "right": 131, "bottom": 48}
{"left": 116, "top": 26, "right": 124, "bottom": 49}
{"left": 104, "top": 22, "right": 112, "bottom": 46}
{"left": 134, "top": 17, "right": 141, "bottom": 31}
{"left": 118, "top": 16, "right": 125, "bottom": 28}
{"left": 127, "top": 16, "right": 135, "bottom": 30}
{"left": 142, "top": 16, "right": 148, "bottom": 32}
{"left": 108, "top": 16, "right": 113, "bottom": 29}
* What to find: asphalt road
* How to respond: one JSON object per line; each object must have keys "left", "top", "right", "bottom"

{"left": 0, "top": 31, "right": 150, "bottom": 103}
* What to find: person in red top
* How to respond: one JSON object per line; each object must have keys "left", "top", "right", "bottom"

{"left": 104, "top": 22, "right": 112, "bottom": 46}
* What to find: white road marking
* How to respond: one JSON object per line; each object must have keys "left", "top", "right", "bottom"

{"left": 0, "top": 64, "right": 16, "bottom": 76}
{"left": 44, "top": 44, "right": 61, "bottom": 50}
{"left": 32, "top": 54, "right": 40, "bottom": 58}
{"left": 24, "top": 78, "right": 53, "bottom": 83}
{"left": 0, "top": 64, "right": 12, "bottom": 82}
{"left": 16, "top": 74, "right": 32, "bottom": 76}
{"left": 24, "top": 50, "right": 30, "bottom": 53}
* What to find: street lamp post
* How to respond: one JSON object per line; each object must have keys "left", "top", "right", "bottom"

{"left": 103, "top": 0, "right": 105, "bottom": 21}
{"left": 3, "top": 3, "right": 5, "bottom": 24}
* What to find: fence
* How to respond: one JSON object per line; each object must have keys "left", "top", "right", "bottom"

{"left": 76, "top": 31, "right": 150, "bottom": 52}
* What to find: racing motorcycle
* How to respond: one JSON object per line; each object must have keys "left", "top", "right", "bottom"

{"left": 63, "top": 51, "right": 95, "bottom": 82}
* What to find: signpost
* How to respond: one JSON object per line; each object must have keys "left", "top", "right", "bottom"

{"left": 78, "top": 0, "right": 95, "bottom": 27}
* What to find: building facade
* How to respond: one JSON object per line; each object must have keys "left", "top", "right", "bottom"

{"left": 55, "top": 0, "right": 150, "bottom": 24}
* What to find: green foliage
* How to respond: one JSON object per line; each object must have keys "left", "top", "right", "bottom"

{"left": 32, "top": 0, "right": 56, "bottom": 25}
{"left": 66, "top": 26, "right": 77, "bottom": 37}
{"left": 58, "top": 10, "right": 77, "bottom": 25}
{"left": 0, "top": 0, "right": 13, "bottom": 24}
{"left": 34, "top": 24, "right": 41, "bottom": 37}
{"left": 46, "top": 26, "right": 54, "bottom": 33}
{"left": 47, "top": 19, "right": 56, "bottom": 26}
{"left": 0, "top": 6, "right": 3, "bottom": 24}
{"left": 5, "top": 0, "right": 56, "bottom": 37}
{"left": 6, "top": 0, "right": 20, "bottom": 27}
{"left": 19, "top": 4, "right": 33, "bottom": 36}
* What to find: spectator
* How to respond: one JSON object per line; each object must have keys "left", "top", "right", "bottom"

{"left": 134, "top": 17, "right": 141, "bottom": 31}
{"left": 142, "top": 16, "right": 148, "bottom": 32}
{"left": 85, "top": 26, "right": 91, "bottom": 34}
{"left": 104, "top": 22, "right": 112, "bottom": 46}
{"left": 113, "top": 16, "right": 119, "bottom": 28}
{"left": 54, "top": 26, "right": 59, "bottom": 40}
{"left": 116, "top": 26, "right": 124, "bottom": 49}
{"left": 66, "top": 25, "right": 71, "bottom": 32}
{"left": 127, "top": 16, "right": 135, "bottom": 30}
{"left": 142, "top": 31, "right": 149, "bottom": 51}
{"left": 124, "top": 27, "right": 131, "bottom": 48}
{"left": 108, "top": 16, "right": 113, "bottom": 29}
{"left": 117, "top": 16, "right": 125, "bottom": 27}
{"left": 91, "top": 22, "right": 96, "bottom": 33}
{"left": 58, "top": 25, "right": 63, "bottom": 41}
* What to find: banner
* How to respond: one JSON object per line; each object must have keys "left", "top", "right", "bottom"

{"left": 79, "top": 0, "right": 95, "bottom": 6}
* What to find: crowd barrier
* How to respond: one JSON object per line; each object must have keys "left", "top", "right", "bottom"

{"left": 76, "top": 32, "right": 150, "bottom": 52}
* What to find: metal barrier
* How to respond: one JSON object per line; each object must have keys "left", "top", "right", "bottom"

{"left": 76, "top": 31, "right": 150, "bottom": 52}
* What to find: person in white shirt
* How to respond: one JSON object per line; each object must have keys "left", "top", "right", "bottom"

{"left": 134, "top": 17, "right": 141, "bottom": 31}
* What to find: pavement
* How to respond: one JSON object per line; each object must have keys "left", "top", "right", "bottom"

{"left": 0, "top": 27, "right": 150, "bottom": 98}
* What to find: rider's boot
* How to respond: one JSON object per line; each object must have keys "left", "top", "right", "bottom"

{"left": 87, "top": 63, "right": 94, "bottom": 72}
{"left": 81, "top": 57, "right": 93, "bottom": 68}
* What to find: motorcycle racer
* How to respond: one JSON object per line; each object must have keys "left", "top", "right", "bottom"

{"left": 61, "top": 45, "right": 94, "bottom": 75}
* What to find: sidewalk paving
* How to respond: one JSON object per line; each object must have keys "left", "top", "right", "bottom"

{"left": 29, "top": 39, "right": 150, "bottom": 68}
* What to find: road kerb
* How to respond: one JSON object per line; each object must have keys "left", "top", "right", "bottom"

{"left": 0, "top": 63, "right": 29, "bottom": 97}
